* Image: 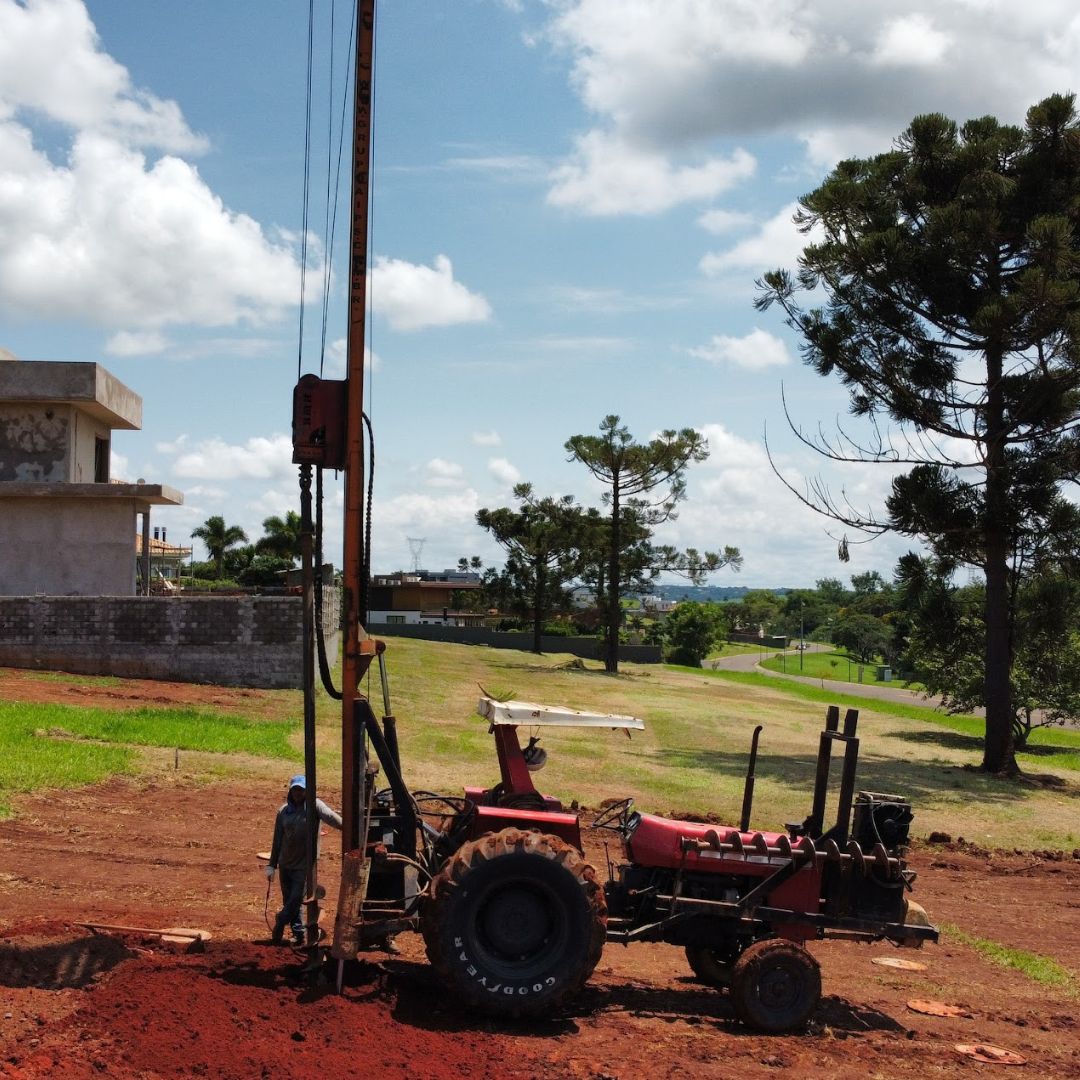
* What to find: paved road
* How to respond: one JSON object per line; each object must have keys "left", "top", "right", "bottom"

{"left": 708, "top": 644, "right": 955, "bottom": 711}
{"left": 708, "top": 646, "right": 1080, "bottom": 730}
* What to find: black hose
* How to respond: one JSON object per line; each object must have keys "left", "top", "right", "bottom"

{"left": 314, "top": 466, "right": 342, "bottom": 700}
{"left": 360, "top": 412, "right": 375, "bottom": 626}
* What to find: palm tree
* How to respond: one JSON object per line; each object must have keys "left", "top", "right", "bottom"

{"left": 192, "top": 515, "right": 248, "bottom": 579}
{"left": 256, "top": 510, "right": 303, "bottom": 565}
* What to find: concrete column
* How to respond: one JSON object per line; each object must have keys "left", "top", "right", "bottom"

{"left": 140, "top": 509, "right": 151, "bottom": 596}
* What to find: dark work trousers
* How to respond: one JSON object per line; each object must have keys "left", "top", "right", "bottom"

{"left": 276, "top": 868, "right": 307, "bottom": 940}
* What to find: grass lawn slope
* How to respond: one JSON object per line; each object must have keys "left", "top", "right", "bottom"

{"left": 2, "top": 639, "right": 1079, "bottom": 849}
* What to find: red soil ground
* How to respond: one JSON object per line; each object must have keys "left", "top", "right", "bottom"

{"left": 1, "top": 673, "right": 1078, "bottom": 1078}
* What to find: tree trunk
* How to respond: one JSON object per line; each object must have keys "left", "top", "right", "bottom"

{"left": 532, "top": 559, "right": 545, "bottom": 655}
{"left": 982, "top": 532, "right": 1017, "bottom": 774}
{"left": 982, "top": 346, "right": 1019, "bottom": 776}
{"left": 605, "top": 482, "right": 621, "bottom": 673}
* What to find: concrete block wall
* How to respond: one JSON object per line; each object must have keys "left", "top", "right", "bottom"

{"left": 0, "top": 592, "right": 341, "bottom": 688}
{"left": 368, "top": 621, "right": 662, "bottom": 663}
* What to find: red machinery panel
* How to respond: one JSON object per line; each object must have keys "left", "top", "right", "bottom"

{"left": 627, "top": 813, "right": 792, "bottom": 871}
{"left": 468, "top": 805, "right": 582, "bottom": 851}
{"left": 292, "top": 374, "right": 348, "bottom": 469}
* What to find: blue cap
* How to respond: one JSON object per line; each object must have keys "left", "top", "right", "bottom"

{"left": 288, "top": 774, "right": 306, "bottom": 790}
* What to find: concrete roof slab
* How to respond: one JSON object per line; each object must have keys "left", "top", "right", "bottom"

{"left": 0, "top": 481, "right": 182, "bottom": 506}
{"left": 0, "top": 361, "right": 142, "bottom": 430}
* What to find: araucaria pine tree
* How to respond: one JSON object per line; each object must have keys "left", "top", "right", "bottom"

{"left": 758, "top": 94, "right": 1080, "bottom": 776}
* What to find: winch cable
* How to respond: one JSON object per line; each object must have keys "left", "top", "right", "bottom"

{"left": 356, "top": 5, "right": 380, "bottom": 627}
{"left": 290, "top": 0, "right": 323, "bottom": 963}
{"left": 318, "top": 0, "right": 356, "bottom": 377}
{"left": 308, "top": 0, "right": 358, "bottom": 700}
{"left": 296, "top": 0, "right": 316, "bottom": 382}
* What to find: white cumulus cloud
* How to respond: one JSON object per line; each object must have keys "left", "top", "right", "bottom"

{"left": 105, "top": 330, "right": 169, "bottom": 356}
{"left": 690, "top": 329, "right": 792, "bottom": 371}
{"left": 697, "top": 208, "right": 754, "bottom": 235}
{"left": 547, "top": 131, "right": 755, "bottom": 216}
{"left": 872, "top": 14, "right": 952, "bottom": 67}
{"left": 370, "top": 488, "right": 485, "bottom": 573}
{"left": 471, "top": 430, "right": 502, "bottom": 447}
{"left": 370, "top": 254, "right": 492, "bottom": 332}
{"left": 542, "top": 0, "right": 1078, "bottom": 193}
{"left": 0, "top": 0, "right": 206, "bottom": 152}
{"left": 660, "top": 421, "right": 917, "bottom": 584}
{"left": 0, "top": 131, "right": 302, "bottom": 329}
{"left": 0, "top": 0, "right": 303, "bottom": 333}
{"left": 425, "top": 457, "right": 466, "bottom": 488}
{"left": 488, "top": 457, "right": 522, "bottom": 486}
{"left": 700, "top": 203, "right": 820, "bottom": 278}
{"left": 169, "top": 434, "right": 294, "bottom": 481}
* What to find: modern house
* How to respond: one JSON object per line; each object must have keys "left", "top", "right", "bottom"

{"left": 0, "top": 358, "right": 182, "bottom": 595}
{"left": 369, "top": 570, "right": 487, "bottom": 626}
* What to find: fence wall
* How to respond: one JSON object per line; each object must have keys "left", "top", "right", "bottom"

{"left": 0, "top": 592, "right": 340, "bottom": 688}
{"left": 368, "top": 621, "right": 661, "bottom": 663}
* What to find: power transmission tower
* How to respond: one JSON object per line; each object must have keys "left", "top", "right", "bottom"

{"left": 406, "top": 536, "right": 426, "bottom": 574}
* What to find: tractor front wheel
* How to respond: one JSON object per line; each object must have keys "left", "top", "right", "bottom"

{"left": 421, "top": 829, "right": 606, "bottom": 1018}
{"left": 729, "top": 939, "right": 821, "bottom": 1032}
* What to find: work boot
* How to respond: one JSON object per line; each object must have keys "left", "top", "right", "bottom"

{"left": 271, "top": 919, "right": 285, "bottom": 946}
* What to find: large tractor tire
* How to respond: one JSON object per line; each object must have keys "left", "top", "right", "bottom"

{"left": 421, "top": 828, "right": 606, "bottom": 1017}
{"left": 728, "top": 939, "right": 821, "bottom": 1033}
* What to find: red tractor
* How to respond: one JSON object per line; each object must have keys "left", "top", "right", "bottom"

{"left": 346, "top": 693, "right": 936, "bottom": 1033}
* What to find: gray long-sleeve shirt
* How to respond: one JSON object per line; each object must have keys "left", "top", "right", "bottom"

{"left": 269, "top": 797, "right": 342, "bottom": 872}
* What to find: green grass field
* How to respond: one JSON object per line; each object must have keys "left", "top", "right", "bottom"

{"left": 0, "top": 700, "right": 297, "bottom": 817}
{"left": 4, "top": 640, "right": 1080, "bottom": 848}
{"left": 759, "top": 648, "right": 924, "bottom": 690}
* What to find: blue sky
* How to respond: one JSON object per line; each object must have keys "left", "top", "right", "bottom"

{"left": 1, "top": 0, "right": 1076, "bottom": 586}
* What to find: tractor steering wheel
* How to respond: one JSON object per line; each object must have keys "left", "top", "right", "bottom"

{"left": 592, "top": 797, "right": 635, "bottom": 832}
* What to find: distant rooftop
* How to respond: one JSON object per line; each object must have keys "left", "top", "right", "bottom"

{"left": 0, "top": 360, "right": 141, "bottom": 430}
{"left": 373, "top": 570, "right": 481, "bottom": 588}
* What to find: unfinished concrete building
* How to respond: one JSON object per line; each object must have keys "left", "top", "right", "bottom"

{"left": 0, "top": 359, "right": 182, "bottom": 596}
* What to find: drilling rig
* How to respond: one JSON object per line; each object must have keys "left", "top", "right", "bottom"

{"left": 286, "top": 0, "right": 937, "bottom": 1032}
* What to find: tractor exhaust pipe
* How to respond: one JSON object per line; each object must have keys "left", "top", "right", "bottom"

{"left": 740, "top": 725, "right": 764, "bottom": 833}
{"left": 377, "top": 650, "right": 400, "bottom": 772}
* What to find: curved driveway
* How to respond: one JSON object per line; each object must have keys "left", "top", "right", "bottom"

{"left": 708, "top": 644, "right": 954, "bottom": 711}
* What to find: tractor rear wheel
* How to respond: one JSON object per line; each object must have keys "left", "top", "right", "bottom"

{"left": 421, "top": 828, "right": 606, "bottom": 1017}
{"left": 684, "top": 940, "right": 742, "bottom": 987}
{"left": 728, "top": 939, "right": 821, "bottom": 1032}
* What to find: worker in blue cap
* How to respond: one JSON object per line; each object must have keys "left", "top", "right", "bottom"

{"left": 265, "top": 774, "right": 341, "bottom": 945}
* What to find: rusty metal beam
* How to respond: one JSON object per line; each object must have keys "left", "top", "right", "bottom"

{"left": 340, "top": 0, "right": 377, "bottom": 854}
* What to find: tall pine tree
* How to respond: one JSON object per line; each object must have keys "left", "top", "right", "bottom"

{"left": 758, "top": 94, "right": 1080, "bottom": 775}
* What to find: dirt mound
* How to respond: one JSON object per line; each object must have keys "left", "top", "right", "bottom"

{"left": 3, "top": 941, "right": 532, "bottom": 1080}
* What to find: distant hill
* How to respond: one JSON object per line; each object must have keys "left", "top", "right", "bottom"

{"left": 644, "top": 584, "right": 790, "bottom": 603}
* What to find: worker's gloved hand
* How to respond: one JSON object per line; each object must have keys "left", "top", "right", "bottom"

{"left": 265, "top": 865, "right": 276, "bottom": 881}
